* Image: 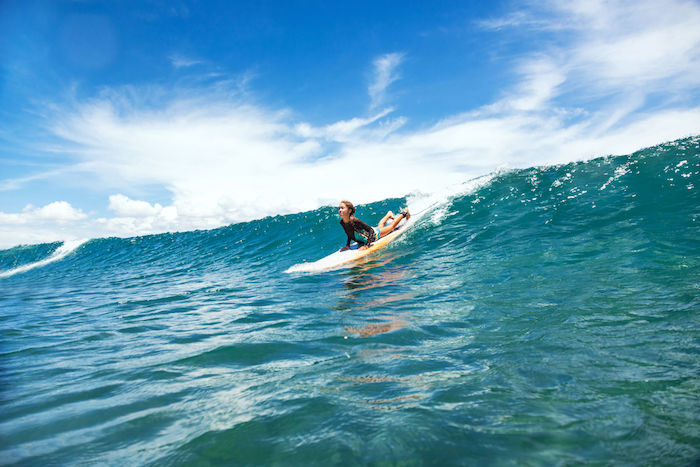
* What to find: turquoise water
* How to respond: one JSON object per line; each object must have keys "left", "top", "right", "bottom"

{"left": 1, "top": 137, "right": 698, "bottom": 465}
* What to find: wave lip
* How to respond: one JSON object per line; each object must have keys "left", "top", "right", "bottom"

{"left": 0, "top": 239, "right": 88, "bottom": 278}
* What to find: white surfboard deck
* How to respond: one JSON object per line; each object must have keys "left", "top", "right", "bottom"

{"left": 286, "top": 216, "right": 416, "bottom": 273}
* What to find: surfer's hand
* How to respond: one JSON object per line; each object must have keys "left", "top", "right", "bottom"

{"left": 340, "top": 246, "right": 350, "bottom": 252}
{"left": 359, "top": 245, "right": 368, "bottom": 250}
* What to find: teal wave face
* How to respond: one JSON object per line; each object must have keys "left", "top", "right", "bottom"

{"left": 0, "top": 241, "right": 63, "bottom": 271}
{"left": 0, "top": 136, "right": 698, "bottom": 464}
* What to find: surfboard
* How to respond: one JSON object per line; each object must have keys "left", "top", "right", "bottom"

{"left": 286, "top": 216, "right": 415, "bottom": 273}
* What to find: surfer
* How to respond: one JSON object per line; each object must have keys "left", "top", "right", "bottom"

{"left": 338, "top": 200, "right": 410, "bottom": 251}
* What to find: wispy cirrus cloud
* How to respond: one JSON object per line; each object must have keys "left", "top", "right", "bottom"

{"left": 294, "top": 107, "right": 398, "bottom": 143}
{"left": 368, "top": 52, "right": 404, "bottom": 110}
{"left": 477, "top": 10, "right": 558, "bottom": 31}
{"left": 483, "top": 0, "right": 700, "bottom": 115}
{"left": 168, "top": 53, "right": 203, "bottom": 68}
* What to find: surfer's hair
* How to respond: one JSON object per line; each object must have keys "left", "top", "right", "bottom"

{"left": 340, "top": 200, "right": 355, "bottom": 217}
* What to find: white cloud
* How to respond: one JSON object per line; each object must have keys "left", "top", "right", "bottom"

{"left": 100, "top": 194, "right": 180, "bottom": 237}
{"left": 368, "top": 53, "right": 404, "bottom": 110}
{"left": 34, "top": 201, "right": 88, "bottom": 222}
{"left": 1, "top": 172, "right": 52, "bottom": 192}
{"left": 495, "top": 57, "right": 567, "bottom": 112}
{"left": 0, "top": 202, "right": 89, "bottom": 247}
{"left": 168, "top": 53, "right": 202, "bottom": 68}
{"left": 477, "top": 10, "right": 560, "bottom": 31}
{"left": 483, "top": 0, "right": 700, "bottom": 107}
{"left": 108, "top": 194, "right": 163, "bottom": 217}
{"left": 295, "top": 108, "right": 397, "bottom": 143}
{"left": 0, "top": 212, "right": 26, "bottom": 225}
{"left": 1, "top": 201, "right": 88, "bottom": 224}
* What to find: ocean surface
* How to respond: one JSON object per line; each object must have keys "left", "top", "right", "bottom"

{"left": 1, "top": 136, "right": 698, "bottom": 465}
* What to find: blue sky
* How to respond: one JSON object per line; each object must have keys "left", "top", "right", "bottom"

{"left": 1, "top": 0, "right": 700, "bottom": 247}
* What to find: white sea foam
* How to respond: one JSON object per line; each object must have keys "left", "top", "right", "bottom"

{"left": 406, "top": 173, "right": 496, "bottom": 225}
{"left": 0, "top": 239, "right": 88, "bottom": 278}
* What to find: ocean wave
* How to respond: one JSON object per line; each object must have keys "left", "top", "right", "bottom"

{"left": 1, "top": 136, "right": 698, "bottom": 464}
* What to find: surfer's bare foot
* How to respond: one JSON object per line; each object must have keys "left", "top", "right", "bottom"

{"left": 401, "top": 208, "right": 410, "bottom": 220}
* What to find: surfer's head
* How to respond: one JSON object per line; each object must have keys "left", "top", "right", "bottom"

{"left": 339, "top": 200, "right": 355, "bottom": 218}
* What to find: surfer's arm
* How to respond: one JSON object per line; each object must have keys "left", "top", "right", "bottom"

{"left": 340, "top": 220, "right": 352, "bottom": 251}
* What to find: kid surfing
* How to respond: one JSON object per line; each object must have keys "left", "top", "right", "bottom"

{"left": 338, "top": 200, "right": 410, "bottom": 251}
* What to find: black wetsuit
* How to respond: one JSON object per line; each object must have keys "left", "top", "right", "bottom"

{"left": 340, "top": 218, "right": 376, "bottom": 248}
